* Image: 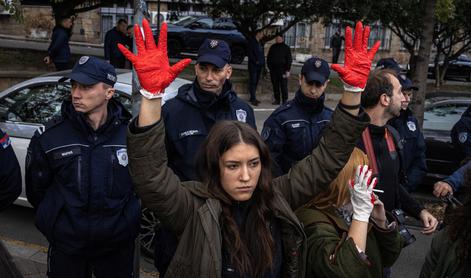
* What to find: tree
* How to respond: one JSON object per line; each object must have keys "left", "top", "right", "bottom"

{"left": 202, "top": 0, "right": 333, "bottom": 43}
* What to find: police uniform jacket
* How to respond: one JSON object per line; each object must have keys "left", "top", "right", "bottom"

{"left": 0, "top": 129, "right": 22, "bottom": 211}
{"left": 25, "top": 99, "right": 141, "bottom": 255}
{"left": 451, "top": 105, "right": 471, "bottom": 159}
{"left": 389, "top": 108, "right": 427, "bottom": 191}
{"left": 162, "top": 80, "right": 256, "bottom": 181}
{"left": 262, "top": 89, "right": 333, "bottom": 177}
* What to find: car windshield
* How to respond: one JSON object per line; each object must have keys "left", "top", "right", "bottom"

{"left": 173, "top": 16, "right": 198, "bottom": 26}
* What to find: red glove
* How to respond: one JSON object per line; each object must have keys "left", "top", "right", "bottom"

{"left": 118, "top": 19, "right": 191, "bottom": 99}
{"left": 331, "top": 21, "right": 381, "bottom": 92}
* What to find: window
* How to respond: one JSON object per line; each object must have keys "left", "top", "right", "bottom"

{"left": 423, "top": 103, "right": 469, "bottom": 131}
{"left": 0, "top": 83, "right": 70, "bottom": 124}
{"left": 195, "top": 18, "right": 214, "bottom": 29}
{"left": 113, "top": 91, "right": 132, "bottom": 113}
{"left": 284, "top": 22, "right": 310, "bottom": 48}
{"left": 214, "top": 19, "right": 236, "bottom": 30}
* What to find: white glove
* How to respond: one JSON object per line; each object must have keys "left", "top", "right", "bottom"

{"left": 349, "top": 165, "right": 377, "bottom": 223}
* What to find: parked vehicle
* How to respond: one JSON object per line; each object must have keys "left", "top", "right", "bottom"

{"left": 422, "top": 96, "right": 471, "bottom": 187}
{"left": 0, "top": 69, "right": 191, "bottom": 256}
{"left": 154, "top": 15, "right": 248, "bottom": 64}
{"left": 428, "top": 55, "right": 471, "bottom": 82}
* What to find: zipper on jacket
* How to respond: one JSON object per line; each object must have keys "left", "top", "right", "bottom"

{"left": 109, "top": 153, "right": 115, "bottom": 196}
{"left": 77, "top": 156, "right": 82, "bottom": 195}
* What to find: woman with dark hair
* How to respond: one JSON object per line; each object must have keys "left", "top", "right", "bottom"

{"left": 420, "top": 168, "right": 471, "bottom": 277}
{"left": 296, "top": 148, "right": 403, "bottom": 278}
{"left": 120, "top": 19, "right": 379, "bottom": 277}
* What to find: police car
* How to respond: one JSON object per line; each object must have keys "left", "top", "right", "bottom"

{"left": 423, "top": 97, "right": 471, "bottom": 186}
{"left": 0, "top": 69, "right": 190, "bottom": 256}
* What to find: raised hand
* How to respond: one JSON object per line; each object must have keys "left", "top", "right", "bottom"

{"left": 118, "top": 19, "right": 191, "bottom": 99}
{"left": 349, "top": 165, "right": 378, "bottom": 223}
{"left": 331, "top": 21, "right": 381, "bottom": 92}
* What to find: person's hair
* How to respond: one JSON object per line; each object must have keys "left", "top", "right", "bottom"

{"left": 117, "top": 18, "right": 128, "bottom": 25}
{"left": 444, "top": 168, "right": 471, "bottom": 265}
{"left": 305, "top": 148, "right": 368, "bottom": 209}
{"left": 361, "top": 69, "right": 397, "bottom": 109}
{"left": 196, "top": 120, "right": 275, "bottom": 277}
{"left": 127, "top": 25, "right": 133, "bottom": 31}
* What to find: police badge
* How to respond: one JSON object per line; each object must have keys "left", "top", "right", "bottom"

{"left": 459, "top": 132, "right": 468, "bottom": 144}
{"left": 79, "top": 56, "right": 89, "bottom": 65}
{"left": 116, "top": 148, "right": 128, "bottom": 167}
{"left": 407, "top": 121, "right": 416, "bottom": 132}
{"left": 315, "top": 59, "right": 322, "bottom": 68}
{"left": 235, "top": 109, "right": 247, "bottom": 123}
{"left": 209, "top": 40, "right": 219, "bottom": 49}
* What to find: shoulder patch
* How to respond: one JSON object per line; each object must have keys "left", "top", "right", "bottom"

{"left": 0, "top": 133, "right": 11, "bottom": 149}
{"left": 407, "top": 121, "right": 416, "bottom": 132}
{"left": 459, "top": 132, "right": 468, "bottom": 143}
{"left": 261, "top": 127, "right": 271, "bottom": 141}
{"left": 235, "top": 109, "right": 247, "bottom": 123}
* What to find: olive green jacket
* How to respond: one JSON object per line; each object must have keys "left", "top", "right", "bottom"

{"left": 126, "top": 108, "right": 369, "bottom": 278}
{"left": 296, "top": 207, "right": 403, "bottom": 278}
{"left": 420, "top": 228, "right": 467, "bottom": 278}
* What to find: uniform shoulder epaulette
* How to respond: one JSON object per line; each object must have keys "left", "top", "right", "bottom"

{"left": 35, "top": 115, "right": 64, "bottom": 136}
{"left": 272, "top": 103, "right": 292, "bottom": 116}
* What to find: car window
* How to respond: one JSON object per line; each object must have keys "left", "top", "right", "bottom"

{"left": 214, "top": 19, "right": 237, "bottom": 30}
{"left": 423, "top": 103, "right": 468, "bottom": 131}
{"left": 113, "top": 91, "right": 132, "bottom": 113}
{"left": 195, "top": 18, "right": 213, "bottom": 29}
{"left": 0, "top": 83, "right": 70, "bottom": 124}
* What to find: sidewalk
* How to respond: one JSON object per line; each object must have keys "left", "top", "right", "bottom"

{"left": 1, "top": 237, "right": 159, "bottom": 278}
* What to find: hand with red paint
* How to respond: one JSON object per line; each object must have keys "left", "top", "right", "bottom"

{"left": 331, "top": 21, "right": 381, "bottom": 92}
{"left": 118, "top": 19, "right": 191, "bottom": 99}
{"left": 349, "top": 165, "right": 377, "bottom": 223}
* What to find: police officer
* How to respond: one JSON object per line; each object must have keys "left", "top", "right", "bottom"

{"left": 262, "top": 57, "right": 333, "bottom": 177}
{"left": 25, "top": 56, "right": 140, "bottom": 278}
{"left": 377, "top": 58, "right": 427, "bottom": 192}
{"left": 0, "top": 129, "right": 21, "bottom": 211}
{"left": 451, "top": 105, "right": 471, "bottom": 159}
{"left": 156, "top": 38, "right": 256, "bottom": 276}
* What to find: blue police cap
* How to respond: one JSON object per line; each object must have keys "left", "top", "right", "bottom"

{"left": 376, "top": 58, "right": 401, "bottom": 75}
{"left": 197, "top": 39, "right": 231, "bottom": 68}
{"left": 398, "top": 75, "right": 418, "bottom": 91}
{"left": 301, "top": 57, "right": 330, "bottom": 84}
{"left": 60, "top": 56, "right": 117, "bottom": 87}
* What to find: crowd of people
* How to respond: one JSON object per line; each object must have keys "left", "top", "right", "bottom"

{"left": 1, "top": 17, "right": 471, "bottom": 278}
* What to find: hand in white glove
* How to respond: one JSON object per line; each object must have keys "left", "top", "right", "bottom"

{"left": 349, "top": 165, "right": 377, "bottom": 223}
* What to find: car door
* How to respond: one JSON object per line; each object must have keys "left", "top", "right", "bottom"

{"left": 423, "top": 102, "right": 469, "bottom": 183}
{"left": 0, "top": 82, "right": 71, "bottom": 206}
{"left": 185, "top": 17, "right": 214, "bottom": 51}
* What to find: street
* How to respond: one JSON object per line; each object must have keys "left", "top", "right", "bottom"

{"left": 0, "top": 106, "right": 434, "bottom": 278}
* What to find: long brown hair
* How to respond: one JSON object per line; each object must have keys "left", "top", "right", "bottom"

{"left": 306, "top": 148, "right": 368, "bottom": 209}
{"left": 196, "top": 120, "right": 275, "bottom": 277}
{"left": 445, "top": 168, "right": 471, "bottom": 265}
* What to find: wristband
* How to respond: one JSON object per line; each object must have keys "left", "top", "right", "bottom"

{"left": 140, "top": 88, "right": 164, "bottom": 99}
{"left": 339, "top": 102, "right": 361, "bottom": 110}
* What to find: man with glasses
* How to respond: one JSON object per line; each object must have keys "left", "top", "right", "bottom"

{"left": 262, "top": 57, "right": 333, "bottom": 176}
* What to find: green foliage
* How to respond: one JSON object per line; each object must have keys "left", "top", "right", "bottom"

{"left": 0, "top": 0, "right": 23, "bottom": 21}
{"left": 435, "top": 0, "right": 455, "bottom": 23}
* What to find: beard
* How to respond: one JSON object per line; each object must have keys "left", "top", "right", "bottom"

{"left": 385, "top": 102, "right": 401, "bottom": 119}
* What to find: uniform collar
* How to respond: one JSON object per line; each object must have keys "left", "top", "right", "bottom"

{"left": 294, "top": 89, "right": 325, "bottom": 113}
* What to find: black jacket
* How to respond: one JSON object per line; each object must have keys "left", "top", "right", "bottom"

{"left": 0, "top": 129, "right": 21, "bottom": 212}
{"left": 267, "top": 42, "right": 292, "bottom": 73}
{"left": 48, "top": 26, "right": 71, "bottom": 63}
{"left": 104, "top": 27, "right": 129, "bottom": 66}
{"left": 25, "top": 99, "right": 140, "bottom": 255}
{"left": 162, "top": 81, "right": 256, "bottom": 181}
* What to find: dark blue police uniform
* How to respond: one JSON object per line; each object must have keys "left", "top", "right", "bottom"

{"left": 25, "top": 56, "right": 140, "bottom": 278}
{"left": 389, "top": 108, "right": 427, "bottom": 192}
{"left": 262, "top": 57, "right": 333, "bottom": 177}
{"left": 0, "top": 129, "right": 21, "bottom": 211}
{"left": 451, "top": 105, "right": 471, "bottom": 159}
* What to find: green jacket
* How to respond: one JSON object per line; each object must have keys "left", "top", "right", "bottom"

{"left": 296, "top": 207, "right": 403, "bottom": 278}
{"left": 126, "top": 108, "right": 369, "bottom": 278}
{"left": 420, "top": 228, "right": 467, "bottom": 278}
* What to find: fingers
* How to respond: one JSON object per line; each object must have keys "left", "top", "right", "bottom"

{"left": 353, "top": 21, "right": 363, "bottom": 51}
{"left": 367, "top": 41, "right": 381, "bottom": 61}
{"left": 170, "top": 58, "right": 192, "bottom": 76}
{"left": 142, "top": 18, "right": 157, "bottom": 51}
{"left": 433, "top": 182, "right": 453, "bottom": 197}
{"left": 344, "top": 25, "right": 353, "bottom": 51}
{"left": 362, "top": 25, "right": 370, "bottom": 53}
{"left": 134, "top": 23, "right": 146, "bottom": 54}
{"left": 331, "top": 64, "right": 348, "bottom": 76}
{"left": 421, "top": 216, "right": 438, "bottom": 234}
{"left": 158, "top": 22, "right": 168, "bottom": 54}
{"left": 118, "top": 43, "right": 137, "bottom": 63}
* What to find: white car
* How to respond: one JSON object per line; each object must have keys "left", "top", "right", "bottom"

{"left": 0, "top": 69, "right": 190, "bottom": 255}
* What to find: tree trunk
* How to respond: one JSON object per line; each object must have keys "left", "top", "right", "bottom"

{"left": 410, "top": 0, "right": 436, "bottom": 127}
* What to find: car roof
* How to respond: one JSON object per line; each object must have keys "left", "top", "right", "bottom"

{"left": 427, "top": 98, "right": 471, "bottom": 107}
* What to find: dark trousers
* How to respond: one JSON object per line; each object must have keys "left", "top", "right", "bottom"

{"left": 47, "top": 243, "right": 135, "bottom": 278}
{"left": 332, "top": 47, "right": 341, "bottom": 64}
{"left": 270, "top": 70, "right": 288, "bottom": 103}
{"left": 54, "top": 62, "right": 71, "bottom": 71}
{"left": 153, "top": 227, "right": 178, "bottom": 278}
{"left": 110, "top": 56, "right": 126, "bottom": 69}
{"left": 248, "top": 62, "right": 263, "bottom": 102}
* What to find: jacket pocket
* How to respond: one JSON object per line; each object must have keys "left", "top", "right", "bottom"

{"left": 35, "top": 190, "right": 65, "bottom": 241}
{"left": 285, "top": 121, "right": 310, "bottom": 158}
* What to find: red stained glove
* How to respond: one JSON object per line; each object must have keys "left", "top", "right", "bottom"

{"left": 331, "top": 21, "right": 381, "bottom": 92}
{"left": 118, "top": 19, "right": 191, "bottom": 99}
